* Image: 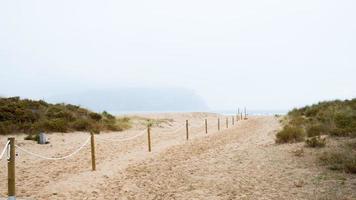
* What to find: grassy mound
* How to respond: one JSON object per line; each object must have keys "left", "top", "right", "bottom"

{"left": 276, "top": 98, "right": 356, "bottom": 173}
{"left": 277, "top": 99, "right": 356, "bottom": 143}
{"left": 0, "top": 97, "right": 131, "bottom": 135}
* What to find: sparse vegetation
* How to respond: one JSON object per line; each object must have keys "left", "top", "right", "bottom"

{"left": 319, "top": 138, "right": 356, "bottom": 173}
{"left": 305, "top": 136, "right": 326, "bottom": 148}
{"left": 277, "top": 98, "right": 356, "bottom": 173}
{"left": 319, "top": 145, "right": 356, "bottom": 173}
{"left": 0, "top": 97, "right": 131, "bottom": 136}
{"left": 276, "top": 99, "right": 356, "bottom": 143}
{"left": 276, "top": 125, "right": 305, "bottom": 143}
{"left": 144, "top": 118, "right": 173, "bottom": 128}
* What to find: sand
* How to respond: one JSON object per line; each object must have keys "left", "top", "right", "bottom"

{"left": 0, "top": 113, "right": 355, "bottom": 200}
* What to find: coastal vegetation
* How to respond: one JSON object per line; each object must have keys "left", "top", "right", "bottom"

{"left": 0, "top": 97, "right": 131, "bottom": 136}
{"left": 276, "top": 98, "right": 356, "bottom": 173}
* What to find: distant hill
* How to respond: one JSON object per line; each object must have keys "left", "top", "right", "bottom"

{"left": 47, "top": 88, "right": 209, "bottom": 113}
{"left": 0, "top": 97, "right": 129, "bottom": 135}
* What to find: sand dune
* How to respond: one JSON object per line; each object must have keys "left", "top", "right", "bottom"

{"left": 0, "top": 113, "right": 355, "bottom": 199}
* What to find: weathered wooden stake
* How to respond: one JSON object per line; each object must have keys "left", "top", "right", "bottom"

{"left": 218, "top": 118, "right": 220, "bottom": 131}
{"left": 240, "top": 113, "right": 243, "bottom": 120}
{"left": 205, "top": 119, "right": 208, "bottom": 134}
{"left": 8, "top": 137, "right": 15, "bottom": 199}
{"left": 232, "top": 116, "right": 235, "bottom": 125}
{"left": 147, "top": 126, "right": 151, "bottom": 152}
{"left": 186, "top": 120, "right": 189, "bottom": 140}
{"left": 226, "top": 117, "right": 228, "bottom": 128}
{"left": 244, "top": 107, "right": 247, "bottom": 119}
{"left": 90, "top": 132, "right": 96, "bottom": 171}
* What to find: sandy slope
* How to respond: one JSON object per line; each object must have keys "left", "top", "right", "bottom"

{"left": 0, "top": 113, "right": 355, "bottom": 200}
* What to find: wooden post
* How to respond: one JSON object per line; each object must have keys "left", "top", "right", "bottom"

{"left": 147, "top": 126, "right": 151, "bottom": 152}
{"left": 205, "top": 119, "right": 208, "bottom": 134}
{"left": 240, "top": 113, "right": 243, "bottom": 120}
{"left": 90, "top": 132, "right": 96, "bottom": 171}
{"left": 226, "top": 117, "right": 228, "bottom": 128}
{"left": 244, "top": 107, "right": 247, "bottom": 119}
{"left": 8, "top": 137, "right": 15, "bottom": 199}
{"left": 232, "top": 116, "right": 234, "bottom": 125}
{"left": 186, "top": 120, "right": 189, "bottom": 140}
{"left": 218, "top": 118, "right": 220, "bottom": 131}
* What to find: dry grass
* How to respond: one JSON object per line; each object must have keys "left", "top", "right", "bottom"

{"left": 276, "top": 125, "right": 305, "bottom": 143}
{"left": 319, "top": 138, "right": 356, "bottom": 174}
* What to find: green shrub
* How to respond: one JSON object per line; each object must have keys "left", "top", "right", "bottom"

{"left": 72, "top": 119, "right": 92, "bottom": 131}
{"left": 329, "top": 128, "right": 350, "bottom": 137}
{"left": 333, "top": 111, "right": 356, "bottom": 137}
{"left": 0, "top": 122, "right": 13, "bottom": 135}
{"left": 89, "top": 113, "right": 102, "bottom": 121}
{"left": 102, "top": 111, "right": 115, "bottom": 120}
{"left": 33, "top": 119, "right": 69, "bottom": 132}
{"left": 305, "top": 136, "right": 326, "bottom": 148}
{"left": 276, "top": 125, "right": 305, "bottom": 143}
{"left": 289, "top": 116, "right": 306, "bottom": 127}
{"left": 306, "top": 123, "right": 328, "bottom": 137}
{"left": 0, "top": 97, "right": 129, "bottom": 134}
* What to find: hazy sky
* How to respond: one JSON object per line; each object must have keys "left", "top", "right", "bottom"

{"left": 0, "top": 0, "right": 355, "bottom": 110}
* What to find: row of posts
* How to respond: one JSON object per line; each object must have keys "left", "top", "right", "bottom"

{"left": 5, "top": 111, "right": 248, "bottom": 199}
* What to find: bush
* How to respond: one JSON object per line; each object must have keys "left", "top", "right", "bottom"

{"left": 72, "top": 119, "right": 92, "bottom": 131}
{"left": 276, "top": 125, "right": 305, "bottom": 143}
{"left": 305, "top": 136, "right": 326, "bottom": 148}
{"left": 329, "top": 128, "right": 350, "bottom": 137}
{"left": 102, "top": 111, "right": 115, "bottom": 120}
{"left": 306, "top": 123, "right": 328, "bottom": 137}
{"left": 333, "top": 111, "right": 356, "bottom": 137}
{"left": 89, "top": 113, "right": 102, "bottom": 121}
{"left": 32, "top": 119, "right": 69, "bottom": 132}
{"left": 0, "top": 97, "right": 130, "bottom": 134}
{"left": 281, "top": 98, "right": 356, "bottom": 173}
{"left": 0, "top": 122, "right": 13, "bottom": 135}
{"left": 289, "top": 116, "right": 306, "bottom": 127}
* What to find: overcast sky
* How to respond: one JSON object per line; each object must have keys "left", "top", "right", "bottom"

{"left": 0, "top": 0, "right": 355, "bottom": 111}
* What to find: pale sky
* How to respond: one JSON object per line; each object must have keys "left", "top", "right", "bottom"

{"left": 0, "top": 0, "right": 355, "bottom": 111}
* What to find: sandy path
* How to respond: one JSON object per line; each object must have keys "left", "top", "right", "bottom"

{"left": 0, "top": 113, "right": 221, "bottom": 199}
{"left": 92, "top": 116, "right": 356, "bottom": 200}
{"left": 1, "top": 114, "right": 355, "bottom": 199}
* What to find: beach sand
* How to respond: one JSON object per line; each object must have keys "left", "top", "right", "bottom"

{"left": 0, "top": 113, "right": 355, "bottom": 199}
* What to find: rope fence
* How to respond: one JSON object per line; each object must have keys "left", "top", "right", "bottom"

{"left": 0, "top": 111, "right": 248, "bottom": 199}
{"left": 0, "top": 140, "right": 10, "bottom": 160}
{"left": 14, "top": 136, "right": 91, "bottom": 160}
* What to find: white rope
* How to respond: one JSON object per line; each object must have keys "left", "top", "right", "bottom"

{"left": 0, "top": 140, "right": 10, "bottom": 160}
{"left": 96, "top": 130, "right": 146, "bottom": 142}
{"left": 15, "top": 136, "right": 90, "bottom": 160}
